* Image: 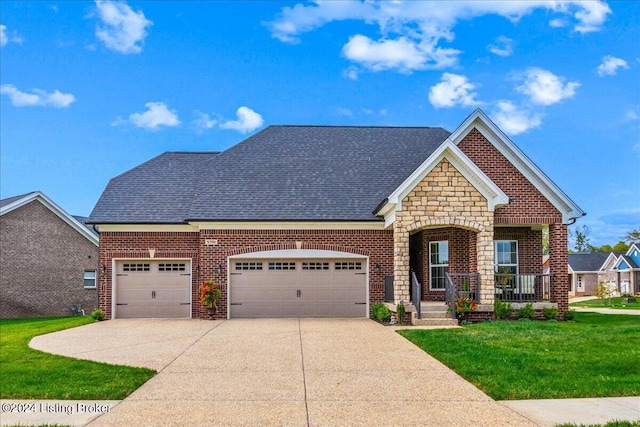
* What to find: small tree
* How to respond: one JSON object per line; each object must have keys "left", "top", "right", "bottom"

{"left": 595, "top": 281, "right": 615, "bottom": 305}
{"left": 571, "top": 225, "right": 592, "bottom": 252}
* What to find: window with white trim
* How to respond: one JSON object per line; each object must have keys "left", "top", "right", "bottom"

{"left": 576, "top": 275, "right": 584, "bottom": 291}
{"left": 429, "top": 241, "right": 448, "bottom": 290}
{"left": 494, "top": 241, "right": 518, "bottom": 275}
{"left": 84, "top": 270, "right": 96, "bottom": 288}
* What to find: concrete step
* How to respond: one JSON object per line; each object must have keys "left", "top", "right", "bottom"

{"left": 420, "top": 310, "right": 452, "bottom": 319}
{"left": 419, "top": 303, "right": 449, "bottom": 312}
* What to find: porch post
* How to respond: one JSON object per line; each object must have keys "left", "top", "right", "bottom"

{"left": 477, "top": 226, "right": 495, "bottom": 305}
{"left": 549, "top": 223, "right": 569, "bottom": 315}
{"left": 393, "top": 221, "right": 410, "bottom": 303}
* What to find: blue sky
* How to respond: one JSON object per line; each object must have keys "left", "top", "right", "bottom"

{"left": 1, "top": 1, "right": 638, "bottom": 247}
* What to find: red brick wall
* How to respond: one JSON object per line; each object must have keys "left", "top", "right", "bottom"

{"left": 98, "top": 232, "right": 199, "bottom": 319}
{"left": 494, "top": 227, "right": 543, "bottom": 274}
{"left": 0, "top": 200, "right": 99, "bottom": 318}
{"left": 412, "top": 227, "right": 475, "bottom": 301}
{"left": 549, "top": 224, "right": 569, "bottom": 314}
{"left": 458, "top": 128, "right": 563, "bottom": 225}
{"left": 99, "top": 229, "right": 393, "bottom": 319}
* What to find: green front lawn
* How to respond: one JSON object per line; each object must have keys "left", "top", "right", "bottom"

{"left": 570, "top": 297, "right": 640, "bottom": 310}
{"left": 0, "top": 317, "right": 155, "bottom": 400}
{"left": 398, "top": 313, "right": 640, "bottom": 400}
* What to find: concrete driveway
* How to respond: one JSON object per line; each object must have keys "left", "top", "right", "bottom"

{"left": 31, "top": 319, "right": 537, "bottom": 426}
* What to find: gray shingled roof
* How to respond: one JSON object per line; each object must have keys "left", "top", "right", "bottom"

{"left": 0, "top": 192, "right": 36, "bottom": 208}
{"left": 568, "top": 252, "right": 611, "bottom": 272}
{"left": 89, "top": 125, "right": 451, "bottom": 223}
{"left": 73, "top": 216, "right": 99, "bottom": 237}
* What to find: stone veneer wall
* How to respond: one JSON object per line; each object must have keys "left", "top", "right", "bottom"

{"left": 393, "top": 159, "right": 495, "bottom": 305}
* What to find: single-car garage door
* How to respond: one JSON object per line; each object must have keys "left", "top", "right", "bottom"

{"left": 229, "top": 253, "right": 367, "bottom": 318}
{"left": 115, "top": 261, "right": 191, "bottom": 318}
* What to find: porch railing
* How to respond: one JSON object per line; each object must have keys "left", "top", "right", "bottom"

{"left": 445, "top": 273, "right": 481, "bottom": 319}
{"left": 494, "top": 274, "right": 552, "bottom": 302}
{"left": 411, "top": 270, "right": 421, "bottom": 320}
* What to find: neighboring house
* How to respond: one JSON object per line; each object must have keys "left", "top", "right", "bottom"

{"left": 0, "top": 191, "right": 99, "bottom": 318}
{"left": 88, "top": 109, "right": 584, "bottom": 320}
{"left": 568, "top": 244, "right": 640, "bottom": 296}
{"left": 615, "top": 243, "right": 640, "bottom": 294}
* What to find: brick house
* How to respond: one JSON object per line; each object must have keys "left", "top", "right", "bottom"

{"left": 0, "top": 191, "right": 99, "bottom": 318}
{"left": 569, "top": 244, "right": 640, "bottom": 296}
{"left": 89, "top": 109, "right": 584, "bottom": 321}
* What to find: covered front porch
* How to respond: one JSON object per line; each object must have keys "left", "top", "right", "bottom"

{"left": 385, "top": 223, "right": 567, "bottom": 322}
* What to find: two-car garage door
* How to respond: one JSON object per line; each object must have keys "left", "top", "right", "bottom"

{"left": 229, "top": 253, "right": 368, "bottom": 318}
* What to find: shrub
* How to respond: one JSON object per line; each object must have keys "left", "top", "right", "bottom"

{"left": 541, "top": 306, "right": 558, "bottom": 320}
{"left": 494, "top": 299, "right": 513, "bottom": 320}
{"left": 396, "top": 302, "right": 406, "bottom": 325}
{"left": 371, "top": 302, "right": 385, "bottom": 319}
{"left": 91, "top": 309, "right": 105, "bottom": 321}
{"left": 371, "top": 303, "right": 391, "bottom": 322}
{"left": 563, "top": 309, "right": 576, "bottom": 321}
{"left": 517, "top": 302, "right": 535, "bottom": 320}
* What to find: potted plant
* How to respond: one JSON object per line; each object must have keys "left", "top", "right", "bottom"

{"left": 454, "top": 296, "right": 477, "bottom": 323}
{"left": 199, "top": 279, "right": 221, "bottom": 319}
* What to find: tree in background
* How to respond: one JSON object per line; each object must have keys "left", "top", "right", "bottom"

{"left": 623, "top": 228, "right": 640, "bottom": 246}
{"left": 571, "top": 225, "right": 591, "bottom": 252}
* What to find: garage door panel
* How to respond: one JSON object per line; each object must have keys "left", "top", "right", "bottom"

{"left": 230, "top": 258, "right": 366, "bottom": 318}
{"left": 115, "top": 261, "right": 191, "bottom": 319}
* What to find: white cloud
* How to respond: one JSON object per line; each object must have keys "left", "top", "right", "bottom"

{"left": 93, "top": 0, "right": 152, "bottom": 54}
{"left": 193, "top": 111, "right": 217, "bottom": 129}
{"left": 549, "top": 18, "right": 567, "bottom": 28}
{"left": 342, "top": 34, "right": 459, "bottom": 73}
{"left": 492, "top": 101, "right": 542, "bottom": 135}
{"left": 219, "top": 106, "right": 264, "bottom": 133}
{"left": 342, "top": 65, "right": 359, "bottom": 80}
{"left": 516, "top": 68, "right": 580, "bottom": 106}
{"left": 597, "top": 55, "right": 629, "bottom": 77}
{"left": 267, "top": 1, "right": 610, "bottom": 73}
{"left": 572, "top": 1, "right": 611, "bottom": 33}
{"left": 128, "top": 102, "right": 180, "bottom": 130}
{"left": 428, "top": 73, "right": 482, "bottom": 109}
{"left": 1, "top": 24, "right": 24, "bottom": 47}
{"left": 0, "top": 84, "right": 75, "bottom": 108}
{"left": 487, "top": 35, "right": 513, "bottom": 57}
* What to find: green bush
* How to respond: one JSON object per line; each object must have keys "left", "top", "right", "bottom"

{"left": 371, "top": 302, "right": 391, "bottom": 322}
{"left": 517, "top": 302, "right": 535, "bottom": 320}
{"left": 396, "top": 303, "right": 406, "bottom": 325}
{"left": 90, "top": 309, "right": 105, "bottom": 321}
{"left": 542, "top": 306, "right": 558, "bottom": 320}
{"left": 563, "top": 309, "right": 576, "bottom": 321}
{"left": 494, "top": 299, "right": 513, "bottom": 320}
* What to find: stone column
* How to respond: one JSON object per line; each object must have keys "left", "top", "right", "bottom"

{"left": 549, "top": 223, "right": 569, "bottom": 315}
{"left": 393, "top": 221, "right": 410, "bottom": 303}
{"left": 476, "top": 226, "right": 494, "bottom": 305}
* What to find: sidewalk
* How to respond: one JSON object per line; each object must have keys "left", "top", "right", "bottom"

{"left": 500, "top": 396, "right": 640, "bottom": 426}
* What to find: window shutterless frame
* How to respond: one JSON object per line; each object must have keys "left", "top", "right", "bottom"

{"left": 83, "top": 270, "right": 97, "bottom": 288}
{"left": 429, "top": 241, "right": 449, "bottom": 290}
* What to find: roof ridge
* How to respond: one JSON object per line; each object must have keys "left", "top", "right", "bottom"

{"left": 267, "top": 124, "right": 446, "bottom": 129}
